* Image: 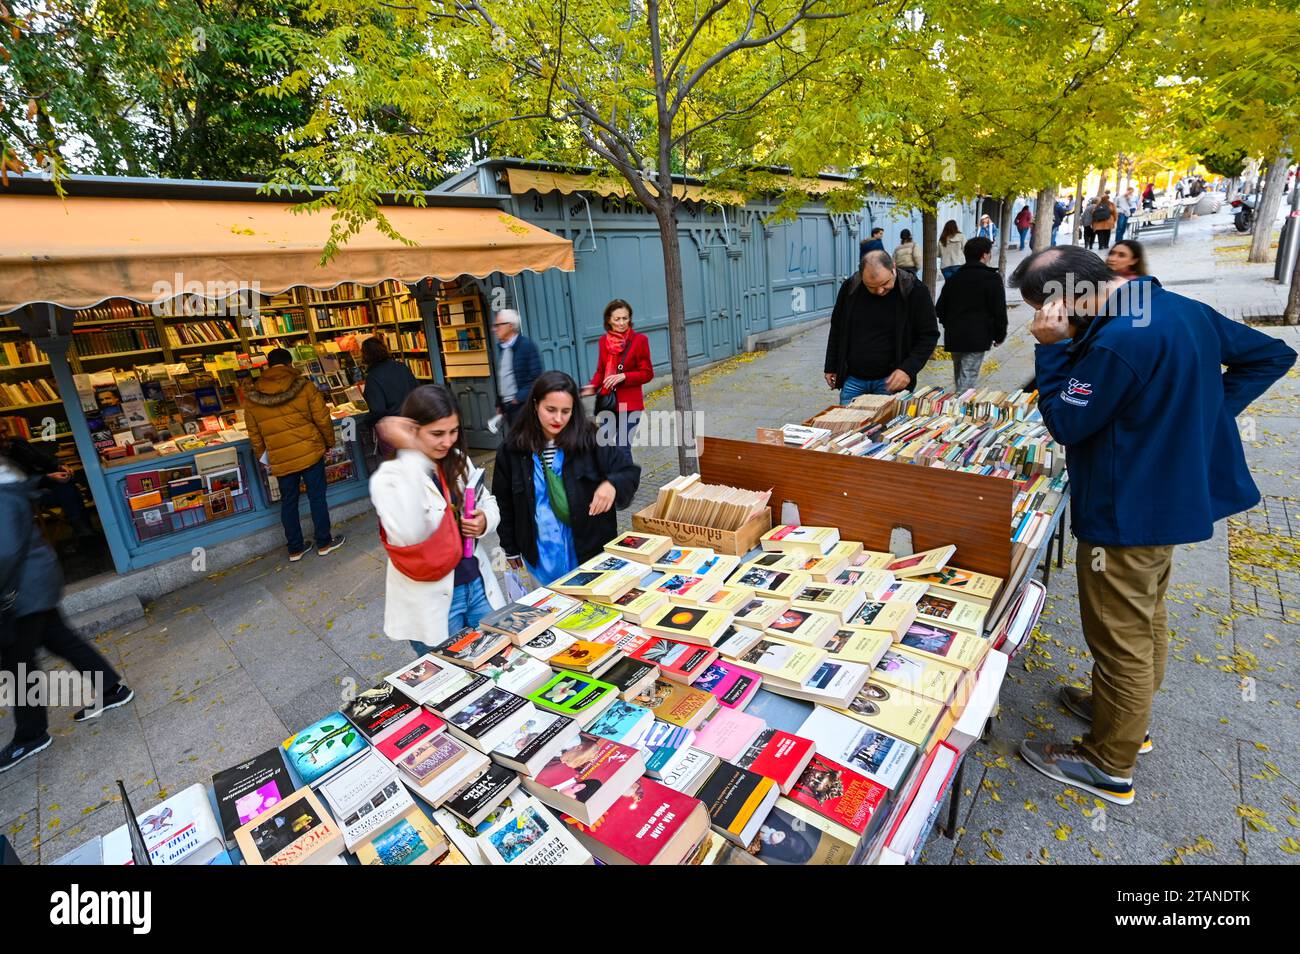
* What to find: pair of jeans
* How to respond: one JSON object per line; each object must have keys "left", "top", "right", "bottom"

{"left": 408, "top": 577, "right": 494, "bottom": 658}
{"left": 839, "top": 375, "right": 892, "bottom": 404}
{"left": 1076, "top": 542, "right": 1173, "bottom": 777}
{"left": 2, "top": 609, "right": 121, "bottom": 744}
{"left": 1017, "top": 227, "right": 1030, "bottom": 250}
{"left": 951, "top": 352, "right": 985, "bottom": 392}
{"left": 1115, "top": 214, "right": 1129, "bottom": 242}
{"left": 277, "top": 457, "right": 332, "bottom": 554}
{"left": 1050, "top": 225, "right": 1060, "bottom": 246}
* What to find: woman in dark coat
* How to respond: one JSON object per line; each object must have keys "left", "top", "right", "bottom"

{"left": 361, "top": 336, "right": 419, "bottom": 461}
{"left": 492, "top": 371, "right": 640, "bottom": 584}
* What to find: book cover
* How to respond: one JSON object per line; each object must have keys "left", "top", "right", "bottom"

{"left": 212, "top": 748, "right": 293, "bottom": 845}
{"left": 878, "top": 580, "right": 930, "bottom": 604}
{"left": 478, "top": 796, "right": 592, "bottom": 865}
{"left": 823, "top": 628, "right": 893, "bottom": 667}
{"left": 593, "top": 621, "right": 653, "bottom": 655}
{"left": 740, "top": 551, "right": 803, "bottom": 572}
{"left": 832, "top": 567, "right": 895, "bottom": 598}
{"left": 730, "top": 595, "right": 790, "bottom": 631}
{"left": 478, "top": 601, "right": 563, "bottom": 644}
{"left": 655, "top": 746, "right": 720, "bottom": 796}
{"left": 584, "top": 699, "right": 654, "bottom": 746}
{"left": 713, "top": 624, "right": 765, "bottom": 662}
{"left": 596, "top": 586, "right": 667, "bottom": 625}
{"left": 852, "top": 549, "right": 895, "bottom": 570}
{"left": 761, "top": 524, "right": 839, "bottom": 555}
{"left": 387, "top": 728, "right": 465, "bottom": 783}
{"left": 911, "top": 566, "right": 1003, "bottom": 604}
{"left": 734, "top": 728, "right": 817, "bottom": 793}
{"left": 738, "top": 637, "right": 826, "bottom": 686}
{"left": 728, "top": 565, "right": 810, "bottom": 599}
{"left": 791, "top": 583, "right": 865, "bottom": 621}
{"left": 599, "top": 657, "right": 660, "bottom": 699}
{"left": 696, "top": 762, "right": 780, "bottom": 841}
{"left": 899, "top": 621, "right": 988, "bottom": 670}
{"left": 653, "top": 572, "right": 721, "bottom": 604}
{"left": 579, "top": 552, "right": 645, "bottom": 576}
{"left": 746, "top": 798, "right": 856, "bottom": 865}
{"left": 491, "top": 711, "right": 579, "bottom": 769}
{"left": 563, "top": 777, "right": 708, "bottom": 865}
{"left": 282, "top": 712, "right": 368, "bottom": 786}
{"left": 691, "top": 660, "right": 762, "bottom": 711}
{"left": 527, "top": 672, "right": 618, "bottom": 718}
{"left": 549, "top": 639, "right": 620, "bottom": 673}
{"left": 235, "top": 787, "right": 342, "bottom": 866}
{"left": 836, "top": 680, "right": 945, "bottom": 748}
{"left": 355, "top": 807, "right": 449, "bottom": 865}
{"left": 695, "top": 554, "right": 742, "bottom": 580}
{"left": 631, "top": 677, "right": 717, "bottom": 729}
{"left": 443, "top": 686, "right": 532, "bottom": 746}
{"left": 787, "top": 754, "right": 888, "bottom": 836}
{"left": 341, "top": 682, "right": 416, "bottom": 741}
{"left": 603, "top": 531, "right": 674, "bottom": 564}
{"left": 765, "top": 605, "right": 839, "bottom": 646}
{"left": 384, "top": 654, "right": 469, "bottom": 706}
{"left": 642, "top": 603, "right": 733, "bottom": 646}
{"left": 531, "top": 732, "right": 642, "bottom": 806}
{"left": 641, "top": 721, "right": 696, "bottom": 777}
{"left": 431, "top": 626, "right": 511, "bottom": 666}
{"left": 651, "top": 546, "right": 715, "bottom": 574}
{"left": 442, "top": 762, "right": 522, "bottom": 823}
{"left": 848, "top": 599, "right": 918, "bottom": 637}
{"left": 692, "top": 709, "right": 766, "bottom": 762}
{"left": 698, "top": 586, "right": 752, "bottom": 615}
{"left": 915, "top": 592, "right": 989, "bottom": 635}
{"left": 322, "top": 754, "right": 415, "bottom": 850}
{"left": 629, "top": 636, "right": 717, "bottom": 683}
{"left": 553, "top": 601, "right": 622, "bottom": 637}
{"left": 476, "top": 644, "right": 554, "bottom": 696}
{"left": 873, "top": 647, "right": 965, "bottom": 704}
{"left": 886, "top": 545, "right": 957, "bottom": 578}
{"left": 520, "top": 628, "right": 578, "bottom": 661}
{"left": 797, "top": 708, "right": 917, "bottom": 791}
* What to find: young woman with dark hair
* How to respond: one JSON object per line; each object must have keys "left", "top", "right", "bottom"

{"left": 1106, "top": 240, "right": 1151, "bottom": 280}
{"left": 580, "top": 298, "right": 654, "bottom": 463}
{"left": 938, "top": 219, "right": 965, "bottom": 280}
{"left": 360, "top": 335, "right": 418, "bottom": 462}
{"left": 372, "top": 384, "right": 504, "bottom": 656}
{"left": 494, "top": 370, "right": 641, "bottom": 584}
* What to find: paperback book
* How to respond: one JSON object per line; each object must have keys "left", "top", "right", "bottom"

{"left": 690, "top": 660, "right": 762, "bottom": 711}
{"left": 631, "top": 677, "right": 719, "bottom": 731}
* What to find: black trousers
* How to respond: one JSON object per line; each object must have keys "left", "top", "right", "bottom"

{"left": 1, "top": 609, "right": 121, "bottom": 744}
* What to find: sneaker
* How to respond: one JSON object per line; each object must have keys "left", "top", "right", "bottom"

{"left": 316, "top": 535, "right": 346, "bottom": 557}
{"left": 1019, "top": 739, "right": 1135, "bottom": 806}
{"left": 0, "top": 734, "right": 52, "bottom": 774}
{"left": 1059, "top": 686, "right": 1153, "bottom": 754}
{"left": 288, "top": 544, "right": 313, "bottom": 563}
{"left": 73, "top": 683, "right": 135, "bottom": 723}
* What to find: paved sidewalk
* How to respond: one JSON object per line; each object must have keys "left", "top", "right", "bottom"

{"left": 2, "top": 209, "right": 1296, "bottom": 864}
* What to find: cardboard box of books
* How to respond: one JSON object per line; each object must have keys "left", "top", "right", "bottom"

{"left": 631, "top": 504, "right": 772, "bottom": 556}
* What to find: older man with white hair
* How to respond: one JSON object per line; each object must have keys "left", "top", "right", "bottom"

{"left": 493, "top": 308, "right": 543, "bottom": 428}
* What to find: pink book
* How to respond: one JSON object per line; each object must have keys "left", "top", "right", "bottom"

{"left": 690, "top": 660, "right": 763, "bottom": 711}
{"left": 690, "top": 709, "right": 766, "bottom": 762}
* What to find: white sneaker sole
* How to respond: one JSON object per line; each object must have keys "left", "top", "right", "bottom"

{"left": 1018, "top": 742, "right": 1135, "bottom": 806}
{"left": 0, "top": 735, "right": 52, "bottom": 773}
{"left": 74, "top": 688, "right": 136, "bottom": 722}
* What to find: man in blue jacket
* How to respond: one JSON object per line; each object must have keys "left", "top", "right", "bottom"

{"left": 1009, "top": 246, "right": 1296, "bottom": 806}
{"left": 492, "top": 309, "right": 543, "bottom": 429}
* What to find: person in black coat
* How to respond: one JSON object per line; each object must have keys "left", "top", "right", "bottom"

{"left": 0, "top": 453, "right": 133, "bottom": 774}
{"left": 361, "top": 337, "right": 419, "bottom": 460}
{"left": 935, "top": 237, "right": 1008, "bottom": 392}
{"left": 492, "top": 371, "right": 640, "bottom": 584}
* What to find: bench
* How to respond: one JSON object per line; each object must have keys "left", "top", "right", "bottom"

{"left": 1128, "top": 208, "right": 1182, "bottom": 243}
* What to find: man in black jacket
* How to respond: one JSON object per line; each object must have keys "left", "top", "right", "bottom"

{"left": 823, "top": 250, "right": 940, "bottom": 402}
{"left": 935, "top": 237, "right": 1008, "bottom": 392}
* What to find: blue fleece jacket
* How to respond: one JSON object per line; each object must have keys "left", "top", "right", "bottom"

{"left": 1035, "top": 276, "right": 1296, "bottom": 546}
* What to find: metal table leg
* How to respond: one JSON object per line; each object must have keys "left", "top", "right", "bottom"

{"left": 941, "top": 759, "right": 965, "bottom": 839}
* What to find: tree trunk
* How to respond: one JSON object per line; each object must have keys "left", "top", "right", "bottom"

{"left": 921, "top": 208, "right": 939, "bottom": 296}
{"left": 1249, "top": 145, "right": 1290, "bottom": 263}
{"left": 1032, "top": 186, "right": 1055, "bottom": 252}
{"left": 1286, "top": 251, "right": 1300, "bottom": 325}
{"left": 1073, "top": 177, "right": 1085, "bottom": 244}
{"left": 654, "top": 204, "right": 698, "bottom": 473}
{"left": 996, "top": 194, "right": 1014, "bottom": 280}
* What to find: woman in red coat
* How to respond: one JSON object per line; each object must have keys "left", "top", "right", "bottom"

{"left": 580, "top": 298, "right": 654, "bottom": 462}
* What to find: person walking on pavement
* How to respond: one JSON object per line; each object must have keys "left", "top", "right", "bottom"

{"left": 935, "top": 237, "right": 1008, "bottom": 392}
{"left": 1091, "top": 192, "right": 1118, "bottom": 250}
{"left": 824, "top": 249, "right": 940, "bottom": 403}
{"left": 893, "top": 229, "right": 922, "bottom": 276}
{"left": 859, "top": 227, "right": 886, "bottom": 258}
{"left": 1052, "top": 196, "right": 1071, "bottom": 247}
{"left": 1116, "top": 187, "right": 1139, "bottom": 242}
{"left": 938, "top": 219, "right": 966, "bottom": 280}
{"left": 1, "top": 452, "right": 134, "bottom": 773}
{"left": 580, "top": 299, "right": 654, "bottom": 465}
{"left": 1082, "top": 196, "right": 1099, "bottom": 249}
{"left": 244, "top": 347, "right": 346, "bottom": 561}
{"left": 1014, "top": 205, "right": 1034, "bottom": 250}
{"left": 1142, "top": 182, "right": 1156, "bottom": 210}
{"left": 360, "top": 335, "right": 418, "bottom": 463}
{"left": 493, "top": 308, "right": 543, "bottom": 430}
{"left": 1010, "top": 245, "right": 1297, "bottom": 806}
{"left": 977, "top": 214, "right": 999, "bottom": 243}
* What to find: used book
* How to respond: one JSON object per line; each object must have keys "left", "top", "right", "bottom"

{"left": 690, "top": 660, "right": 762, "bottom": 711}
{"left": 235, "top": 787, "right": 344, "bottom": 866}
{"left": 652, "top": 545, "right": 715, "bottom": 575}
{"left": 730, "top": 594, "right": 791, "bottom": 631}
{"left": 696, "top": 762, "right": 782, "bottom": 847}
{"left": 212, "top": 748, "right": 293, "bottom": 848}
{"left": 101, "top": 783, "right": 226, "bottom": 866}
{"left": 874, "top": 646, "right": 967, "bottom": 706}
{"left": 847, "top": 599, "right": 918, "bottom": 640}
{"left": 383, "top": 728, "right": 465, "bottom": 787}
{"left": 599, "top": 657, "right": 660, "bottom": 701}
{"left": 550, "top": 568, "right": 639, "bottom": 602}
{"left": 887, "top": 544, "right": 957, "bottom": 578}
{"left": 713, "top": 623, "right": 765, "bottom": 662}
{"left": 835, "top": 680, "right": 946, "bottom": 749}
{"left": 593, "top": 621, "right": 653, "bottom": 655}
{"left": 477, "top": 794, "right": 593, "bottom": 866}
{"left": 320, "top": 749, "right": 415, "bottom": 852}
{"left": 562, "top": 777, "right": 710, "bottom": 865}
{"left": 441, "top": 686, "right": 538, "bottom": 753}
{"left": 641, "top": 721, "right": 697, "bottom": 778}
{"left": 549, "top": 639, "right": 624, "bottom": 676}
{"left": 526, "top": 671, "right": 619, "bottom": 725}
{"left": 915, "top": 592, "right": 989, "bottom": 635}
{"left": 585, "top": 699, "right": 655, "bottom": 747}
{"left": 631, "top": 677, "right": 719, "bottom": 731}
{"left": 553, "top": 601, "right": 623, "bottom": 639}
{"left": 404, "top": 745, "right": 491, "bottom": 809}
{"left": 691, "top": 708, "right": 766, "bottom": 761}
{"left": 898, "top": 620, "right": 989, "bottom": 670}
{"left": 760, "top": 524, "right": 840, "bottom": 556}
{"left": 282, "top": 712, "right": 369, "bottom": 788}
{"left": 385, "top": 654, "right": 477, "bottom": 707}
{"left": 746, "top": 797, "right": 857, "bottom": 865}
{"left": 728, "top": 565, "right": 811, "bottom": 600}
{"left": 696, "top": 585, "right": 753, "bottom": 615}
{"left": 355, "top": 807, "right": 450, "bottom": 866}
{"left": 641, "top": 603, "right": 734, "bottom": 647}
{"left": 823, "top": 627, "right": 893, "bottom": 668}
{"left": 787, "top": 753, "right": 889, "bottom": 837}
{"left": 629, "top": 635, "right": 718, "bottom": 684}
{"left": 654, "top": 572, "right": 724, "bottom": 605}
{"left": 734, "top": 728, "right": 817, "bottom": 794}
{"left": 429, "top": 626, "right": 513, "bottom": 670}
{"left": 798, "top": 707, "right": 917, "bottom": 791}
{"left": 442, "top": 762, "right": 522, "bottom": 827}
{"left": 521, "top": 732, "right": 647, "bottom": 825}
{"left": 595, "top": 585, "right": 667, "bottom": 624}
{"left": 910, "top": 566, "right": 1003, "bottom": 606}
{"left": 738, "top": 637, "right": 827, "bottom": 687}
{"left": 655, "top": 746, "right": 720, "bottom": 796}
{"left": 771, "top": 658, "right": 872, "bottom": 708}
{"left": 491, "top": 711, "right": 581, "bottom": 777}
{"left": 478, "top": 600, "right": 567, "bottom": 645}
{"left": 604, "top": 531, "right": 674, "bottom": 565}
{"left": 764, "top": 605, "right": 840, "bottom": 647}
{"left": 519, "top": 628, "right": 578, "bottom": 662}
{"left": 340, "top": 682, "right": 416, "bottom": 743}
{"left": 791, "top": 582, "right": 867, "bottom": 622}
{"left": 475, "top": 644, "right": 554, "bottom": 696}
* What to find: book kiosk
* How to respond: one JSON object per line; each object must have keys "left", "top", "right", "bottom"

{"left": 0, "top": 180, "right": 574, "bottom": 578}
{"left": 699, "top": 436, "right": 1060, "bottom": 863}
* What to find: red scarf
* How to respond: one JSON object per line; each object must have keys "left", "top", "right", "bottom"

{"left": 602, "top": 329, "right": 631, "bottom": 386}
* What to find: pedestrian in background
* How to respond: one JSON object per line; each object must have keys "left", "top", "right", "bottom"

{"left": 1091, "top": 192, "right": 1118, "bottom": 250}
{"left": 1, "top": 452, "right": 134, "bottom": 774}
{"left": 1014, "top": 204, "right": 1034, "bottom": 250}
{"left": 1117, "top": 187, "right": 1138, "bottom": 241}
{"left": 935, "top": 237, "right": 1007, "bottom": 392}
{"left": 1082, "top": 196, "right": 1099, "bottom": 249}
{"left": 372, "top": 385, "right": 504, "bottom": 658}
{"left": 493, "top": 308, "right": 543, "bottom": 430}
{"left": 893, "top": 229, "right": 922, "bottom": 276}
{"left": 1052, "top": 196, "right": 1071, "bottom": 247}
{"left": 938, "top": 219, "right": 965, "bottom": 280}
{"left": 859, "top": 227, "right": 886, "bottom": 258}
{"left": 977, "top": 214, "right": 999, "bottom": 243}
{"left": 494, "top": 371, "right": 640, "bottom": 584}
{"left": 580, "top": 299, "right": 654, "bottom": 464}
{"left": 360, "top": 335, "right": 418, "bottom": 463}
{"left": 1107, "top": 240, "right": 1150, "bottom": 281}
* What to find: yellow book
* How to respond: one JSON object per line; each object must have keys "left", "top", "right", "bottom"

{"left": 550, "top": 568, "right": 640, "bottom": 602}
{"left": 823, "top": 628, "right": 893, "bottom": 667}
{"left": 727, "top": 566, "right": 811, "bottom": 600}
{"left": 831, "top": 567, "right": 895, "bottom": 600}
{"left": 734, "top": 551, "right": 803, "bottom": 573}
{"left": 736, "top": 636, "right": 827, "bottom": 686}
{"left": 872, "top": 645, "right": 965, "bottom": 705}
{"left": 697, "top": 586, "right": 753, "bottom": 615}
{"left": 594, "top": 585, "right": 668, "bottom": 625}
{"left": 763, "top": 606, "right": 839, "bottom": 647}
{"left": 730, "top": 594, "right": 790, "bottom": 631}
{"left": 852, "top": 549, "right": 895, "bottom": 570}
{"left": 834, "top": 680, "right": 945, "bottom": 748}
{"left": 760, "top": 524, "right": 840, "bottom": 556}
{"left": 604, "top": 531, "right": 674, "bottom": 565}
{"left": 914, "top": 592, "right": 988, "bottom": 635}
{"left": 790, "top": 582, "right": 866, "bottom": 622}
{"left": 651, "top": 546, "right": 715, "bottom": 575}
{"left": 886, "top": 545, "right": 957, "bottom": 579}
{"left": 911, "top": 566, "right": 1004, "bottom": 606}
{"left": 654, "top": 572, "right": 725, "bottom": 606}
{"left": 694, "top": 553, "right": 741, "bottom": 581}
{"left": 355, "top": 807, "right": 450, "bottom": 865}
{"left": 791, "top": 550, "right": 850, "bottom": 581}
{"left": 846, "top": 599, "right": 917, "bottom": 640}
{"left": 642, "top": 604, "right": 735, "bottom": 646}
{"left": 897, "top": 620, "right": 989, "bottom": 671}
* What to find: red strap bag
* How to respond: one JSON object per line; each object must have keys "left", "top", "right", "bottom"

{"left": 378, "top": 465, "right": 463, "bottom": 581}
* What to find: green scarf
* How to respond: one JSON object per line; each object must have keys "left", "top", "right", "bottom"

{"left": 544, "top": 460, "right": 570, "bottom": 526}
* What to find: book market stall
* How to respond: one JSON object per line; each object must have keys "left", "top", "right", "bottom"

{"left": 0, "top": 180, "right": 573, "bottom": 576}
{"left": 43, "top": 441, "right": 1052, "bottom": 866}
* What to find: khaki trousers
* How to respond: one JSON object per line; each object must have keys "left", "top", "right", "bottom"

{"left": 1076, "top": 541, "right": 1174, "bottom": 777}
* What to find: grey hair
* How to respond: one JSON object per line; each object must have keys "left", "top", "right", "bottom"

{"left": 494, "top": 308, "right": 522, "bottom": 329}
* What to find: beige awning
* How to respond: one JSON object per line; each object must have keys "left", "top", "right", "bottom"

{"left": 0, "top": 194, "right": 574, "bottom": 314}
{"left": 504, "top": 167, "right": 855, "bottom": 205}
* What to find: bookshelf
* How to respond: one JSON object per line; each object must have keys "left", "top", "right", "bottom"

{"left": 436, "top": 293, "right": 490, "bottom": 378}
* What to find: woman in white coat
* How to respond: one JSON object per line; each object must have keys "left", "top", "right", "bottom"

{"left": 371, "top": 384, "right": 505, "bottom": 656}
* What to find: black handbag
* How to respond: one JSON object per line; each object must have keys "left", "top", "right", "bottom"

{"left": 594, "top": 339, "right": 632, "bottom": 416}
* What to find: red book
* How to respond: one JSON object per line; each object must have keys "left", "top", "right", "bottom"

{"left": 562, "top": 777, "right": 710, "bottom": 865}
{"left": 629, "top": 636, "right": 718, "bottom": 684}
{"left": 733, "top": 728, "right": 817, "bottom": 794}
{"left": 787, "top": 753, "right": 889, "bottom": 835}
{"left": 376, "top": 708, "right": 446, "bottom": 762}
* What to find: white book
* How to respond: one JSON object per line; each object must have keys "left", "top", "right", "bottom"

{"left": 385, "top": 655, "right": 475, "bottom": 707}
{"left": 101, "top": 784, "right": 225, "bottom": 865}
{"left": 947, "top": 648, "right": 1008, "bottom": 752}
{"left": 884, "top": 744, "right": 959, "bottom": 860}
{"left": 320, "top": 750, "right": 416, "bottom": 851}
{"left": 772, "top": 659, "right": 871, "bottom": 708}
{"left": 477, "top": 795, "right": 593, "bottom": 866}
{"left": 797, "top": 708, "right": 917, "bottom": 792}
{"left": 519, "top": 628, "right": 578, "bottom": 662}
{"left": 405, "top": 748, "right": 491, "bottom": 808}
{"left": 655, "top": 746, "right": 720, "bottom": 797}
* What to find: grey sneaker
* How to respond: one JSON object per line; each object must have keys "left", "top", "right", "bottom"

{"left": 1019, "top": 739, "right": 1135, "bottom": 806}
{"left": 1059, "top": 686, "right": 1153, "bottom": 754}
